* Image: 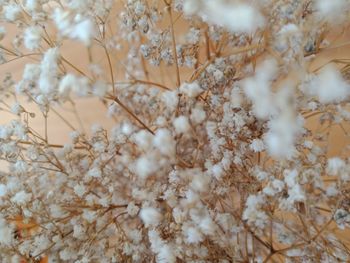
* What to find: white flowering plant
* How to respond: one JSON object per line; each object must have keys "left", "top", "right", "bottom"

{"left": 0, "top": 0, "right": 350, "bottom": 262}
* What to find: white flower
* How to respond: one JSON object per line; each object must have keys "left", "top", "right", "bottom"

{"left": 250, "top": 139, "right": 265, "bottom": 152}
{"left": 24, "top": 26, "right": 42, "bottom": 50}
{"left": 73, "top": 224, "right": 85, "bottom": 239}
{"left": 82, "top": 210, "right": 97, "bottom": 223}
{"left": 315, "top": 0, "right": 348, "bottom": 21}
{"left": 327, "top": 157, "right": 346, "bottom": 176}
{"left": 183, "top": 225, "right": 203, "bottom": 244}
{"left": 198, "top": 216, "right": 216, "bottom": 235}
{"left": 208, "top": 2, "right": 265, "bottom": 33}
{"left": 69, "top": 130, "right": 80, "bottom": 142}
{"left": 93, "top": 80, "right": 109, "bottom": 97}
{"left": 264, "top": 112, "right": 303, "bottom": 159}
{"left": 172, "top": 208, "right": 185, "bottom": 225}
{"left": 284, "top": 169, "right": 298, "bottom": 187}
{"left": 12, "top": 120, "right": 27, "bottom": 140}
{"left": 190, "top": 172, "right": 210, "bottom": 192}
{"left": 121, "top": 122, "right": 135, "bottom": 136}
{"left": 148, "top": 230, "right": 176, "bottom": 263}
{"left": 127, "top": 202, "right": 140, "bottom": 217}
{"left": 39, "top": 48, "right": 60, "bottom": 95}
{"left": 186, "top": 1, "right": 265, "bottom": 33}
{"left": 157, "top": 243, "right": 176, "bottom": 263}
{"left": 183, "top": 0, "right": 201, "bottom": 15}
{"left": 243, "top": 59, "right": 277, "bottom": 119}
{"left": 25, "top": 0, "right": 40, "bottom": 12}
{"left": 59, "top": 74, "right": 90, "bottom": 98}
{"left": 14, "top": 160, "right": 28, "bottom": 174}
{"left": 183, "top": 189, "right": 200, "bottom": 205}
{"left": 230, "top": 86, "right": 242, "bottom": 107}
{"left": 0, "top": 184, "right": 7, "bottom": 197}
{"left": 282, "top": 170, "right": 305, "bottom": 204}
{"left": 211, "top": 163, "right": 224, "bottom": 180}
{"left": 272, "top": 179, "right": 284, "bottom": 192}
{"left": 190, "top": 106, "right": 206, "bottom": 124}
{"left": 180, "top": 81, "right": 203, "bottom": 98}
{"left": 263, "top": 179, "right": 284, "bottom": 196}
{"left": 69, "top": 16, "right": 95, "bottom": 46}
{"left": 243, "top": 195, "right": 268, "bottom": 229}
{"left": 87, "top": 167, "right": 102, "bottom": 178}
{"left": 52, "top": 9, "right": 95, "bottom": 46}
{"left": 52, "top": 8, "right": 70, "bottom": 34}
{"left": 73, "top": 184, "right": 86, "bottom": 197}
{"left": 0, "top": 125, "right": 12, "bottom": 140}
{"left": 127, "top": 229, "right": 142, "bottom": 243}
{"left": 162, "top": 90, "right": 179, "bottom": 111}
{"left": 275, "top": 23, "right": 302, "bottom": 53}
{"left": 216, "top": 213, "right": 234, "bottom": 232}
{"left": 49, "top": 205, "right": 66, "bottom": 219}
{"left": 326, "top": 184, "right": 338, "bottom": 197}
{"left": 11, "top": 191, "right": 32, "bottom": 205}
{"left": 23, "top": 64, "right": 41, "bottom": 82}
{"left": 304, "top": 140, "right": 313, "bottom": 149}
{"left": 288, "top": 184, "right": 305, "bottom": 202}
{"left": 134, "top": 156, "right": 157, "bottom": 179}
{"left": 134, "top": 2, "right": 146, "bottom": 15}
{"left": 0, "top": 216, "right": 14, "bottom": 246}
{"left": 133, "top": 130, "right": 154, "bottom": 150}
{"left": 153, "top": 128, "right": 176, "bottom": 157}
{"left": 253, "top": 168, "right": 269, "bottom": 181}
{"left": 186, "top": 28, "right": 201, "bottom": 44}
{"left": 213, "top": 69, "right": 224, "bottom": 82}
{"left": 10, "top": 103, "right": 24, "bottom": 115}
{"left": 334, "top": 209, "right": 350, "bottom": 229}
{"left": 66, "top": 0, "right": 92, "bottom": 11}
{"left": 307, "top": 65, "right": 350, "bottom": 103}
{"left": 3, "top": 4, "right": 21, "bottom": 22}
{"left": 139, "top": 207, "right": 162, "bottom": 227}
{"left": 173, "top": 116, "right": 191, "bottom": 134}
{"left": 58, "top": 74, "right": 76, "bottom": 98}
{"left": 59, "top": 248, "right": 75, "bottom": 261}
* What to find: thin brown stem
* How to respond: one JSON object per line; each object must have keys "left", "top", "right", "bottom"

{"left": 108, "top": 95, "right": 154, "bottom": 135}
{"left": 104, "top": 45, "right": 115, "bottom": 94}
{"left": 18, "top": 140, "right": 86, "bottom": 150}
{"left": 165, "top": 1, "right": 181, "bottom": 88}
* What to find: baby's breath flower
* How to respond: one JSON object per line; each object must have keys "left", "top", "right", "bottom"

{"left": 24, "top": 26, "right": 42, "bottom": 50}
{"left": 0, "top": 0, "right": 349, "bottom": 261}
{"left": 140, "top": 207, "right": 162, "bottom": 227}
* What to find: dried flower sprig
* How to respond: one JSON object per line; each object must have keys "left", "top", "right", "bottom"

{"left": 0, "top": 0, "right": 350, "bottom": 262}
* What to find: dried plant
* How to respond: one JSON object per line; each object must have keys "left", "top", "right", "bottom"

{"left": 0, "top": 0, "right": 350, "bottom": 262}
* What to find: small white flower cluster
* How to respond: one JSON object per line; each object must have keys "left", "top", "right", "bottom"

{"left": 52, "top": 8, "right": 96, "bottom": 46}
{"left": 184, "top": 0, "right": 265, "bottom": 33}
{"left": 0, "top": 0, "right": 349, "bottom": 262}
